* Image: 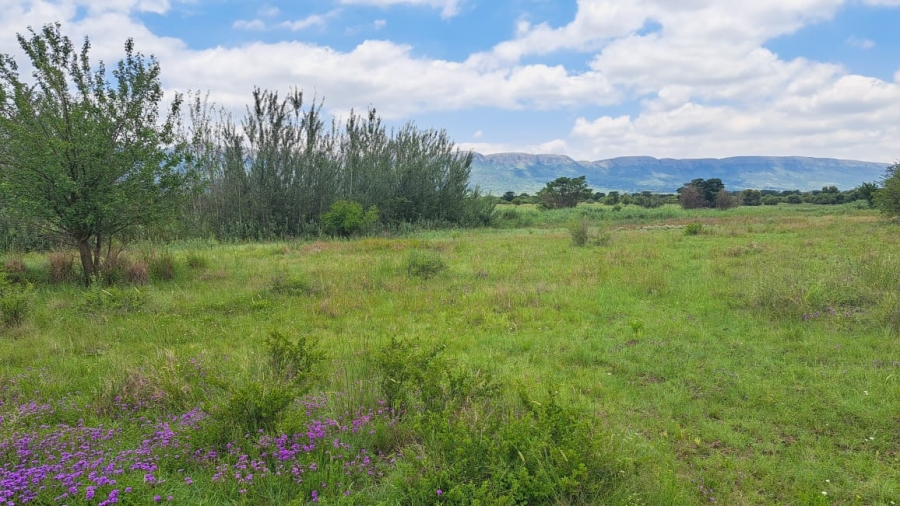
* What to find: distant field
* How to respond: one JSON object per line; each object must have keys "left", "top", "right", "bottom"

{"left": 2, "top": 203, "right": 898, "bottom": 505}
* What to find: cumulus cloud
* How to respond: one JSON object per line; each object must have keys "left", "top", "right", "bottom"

{"left": 338, "top": 0, "right": 464, "bottom": 19}
{"left": 280, "top": 13, "right": 330, "bottom": 31}
{"left": 1, "top": 0, "right": 898, "bottom": 162}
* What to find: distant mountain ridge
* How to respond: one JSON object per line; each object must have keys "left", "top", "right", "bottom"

{"left": 469, "top": 153, "right": 890, "bottom": 194}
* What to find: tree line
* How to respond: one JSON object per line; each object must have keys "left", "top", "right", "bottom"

{"left": 503, "top": 175, "right": 893, "bottom": 211}
{"left": 179, "top": 89, "right": 493, "bottom": 240}
{"left": 0, "top": 23, "right": 493, "bottom": 279}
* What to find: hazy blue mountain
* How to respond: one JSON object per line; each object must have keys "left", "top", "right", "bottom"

{"left": 470, "top": 153, "right": 890, "bottom": 194}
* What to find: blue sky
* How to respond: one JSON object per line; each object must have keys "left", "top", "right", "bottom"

{"left": 2, "top": 0, "right": 899, "bottom": 162}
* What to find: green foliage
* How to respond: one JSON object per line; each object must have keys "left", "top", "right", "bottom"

{"left": 182, "top": 93, "right": 478, "bottom": 239}
{"left": 395, "top": 389, "right": 619, "bottom": 505}
{"left": 269, "top": 273, "right": 317, "bottom": 296}
{"left": 0, "top": 23, "right": 196, "bottom": 282}
{"left": 0, "top": 270, "right": 31, "bottom": 327}
{"left": 679, "top": 178, "right": 725, "bottom": 209}
{"left": 458, "top": 189, "right": 498, "bottom": 227}
{"left": 80, "top": 282, "right": 146, "bottom": 313}
{"left": 322, "top": 200, "right": 378, "bottom": 237}
{"left": 684, "top": 222, "right": 704, "bottom": 235}
{"left": 185, "top": 252, "right": 209, "bottom": 269}
{"left": 208, "top": 330, "right": 325, "bottom": 441}
{"left": 216, "top": 381, "right": 295, "bottom": 435}
{"left": 537, "top": 176, "right": 593, "bottom": 209}
{"left": 854, "top": 181, "right": 880, "bottom": 208}
{"left": 569, "top": 219, "right": 590, "bottom": 247}
{"left": 264, "top": 329, "right": 325, "bottom": 387}
{"left": 874, "top": 162, "right": 900, "bottom": 218}
{"left": 149, "top": 251, "right": 176, "bottom": 281}
{"left": 374, "top": 337, "right": 447, "bottom": 410}
{"left": 405, "top": 249, "right": 447, "bottom": 279}
{"left": 741, "top": 189, "right": 762, "bottom": 206}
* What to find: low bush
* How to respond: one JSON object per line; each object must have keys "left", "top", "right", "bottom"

{"left": 569, "top": 219, "right": 590, "bottom": 247}
{"left": 81, "top": 283, "right": 146, "bottom": 313}
{"left": 684, "top": 222, "right": 704, "bottom": 236}
{"left": 406, "top": 250, "right": 447, "bottom": 279}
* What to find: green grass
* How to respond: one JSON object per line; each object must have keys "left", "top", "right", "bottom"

{"left": 2, "top": 204, "right": 899, "bottom": 504}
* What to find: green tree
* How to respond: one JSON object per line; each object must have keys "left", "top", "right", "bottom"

{"left": 678, "top": 178, "right": 726, "bottom": 209}
{"left": 741, "top": 189, "right": 762, "bottom": 206}
{"left": 874, "top": 163, "right": 900, "bottom": 217}
{"left": 536, "top": 176, "right": 593, "bottom": 209}
{"left": 854, "top": 181, "right": 880, "bottom": 208}
{"left": 0, "top": 24, "right": 192, "bottom": 282}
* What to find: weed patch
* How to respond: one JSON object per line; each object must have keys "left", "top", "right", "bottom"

{"left": 406, "top": 249, "right": 447, "bottom": 279}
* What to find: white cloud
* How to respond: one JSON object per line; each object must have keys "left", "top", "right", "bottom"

{"left": 846, "top": 36, "right": 875, "bottom": 49}
{"left": 280, "top": 14, "right": 329, "bottom": 31}
{"left": 1, "top": 0, "right": 899, "bottom": 163}
{"left": 159, "top": 39, "right": 618, "bottom": 121}
{"left": 338, "top": 0, "right": 463, "bottom": 19}
{"left": 233, "top": 19, "right": 266, "bottom": 31}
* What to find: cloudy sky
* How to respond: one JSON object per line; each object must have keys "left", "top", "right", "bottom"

{"left": 2, "top": 0, "right": 899, "bottom": 162}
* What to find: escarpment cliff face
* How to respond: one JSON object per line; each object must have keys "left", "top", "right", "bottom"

{"left": 469, "top": 153, "right": 888, "bottom": 193}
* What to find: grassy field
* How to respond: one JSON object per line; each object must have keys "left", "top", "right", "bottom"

{"left": 1, "top": 203, "right": 899, "bottom": 505}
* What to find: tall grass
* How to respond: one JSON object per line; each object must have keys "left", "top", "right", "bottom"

{"left": 1, "top": 206, "right": 898, "bottom": 504}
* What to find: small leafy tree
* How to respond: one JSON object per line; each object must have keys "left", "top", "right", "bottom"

{"left": 679, "top": 178, "right": 725, "bottom": 209}
{"left": 855, "top": 181, "right": 880, "bottom": 209}
{"left": 741, "top": 189, "right": 762, "bottom": 206}
{"left": 536, "top": 176, "right": 593, "bottom": 209}
{"left": 321, "top": 200, "right": 378, "bottom": 237}
{"left": 0, "top": 23, "right": 193, "bottom": 283}
{"left": 874, "top": 162, "right": 900, "bottom": 217}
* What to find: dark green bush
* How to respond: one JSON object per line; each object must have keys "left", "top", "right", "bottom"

{"left": 684, "top": 223, "right": 703, "bottom": 236}
{"left": 265, "top": 329, "right": 325, "bottom": 387}
{"left": 322, "top": 200, "right": 378, "bottom": 237}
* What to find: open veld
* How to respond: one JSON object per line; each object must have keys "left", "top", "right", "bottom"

{"left": 2, "top": 203, "right": 899, "bottom": 505}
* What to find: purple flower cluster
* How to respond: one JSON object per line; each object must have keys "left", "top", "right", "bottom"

{"left": 1, "top": 387, "right": 398, "bottom": 504}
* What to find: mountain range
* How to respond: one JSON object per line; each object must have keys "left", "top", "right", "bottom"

{"left": 469, "top": 153, "right": 891, "bottom": 194}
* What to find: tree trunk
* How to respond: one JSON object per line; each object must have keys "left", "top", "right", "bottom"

{"left": 77, "top": 238, "right": 96, "bottom": 285}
